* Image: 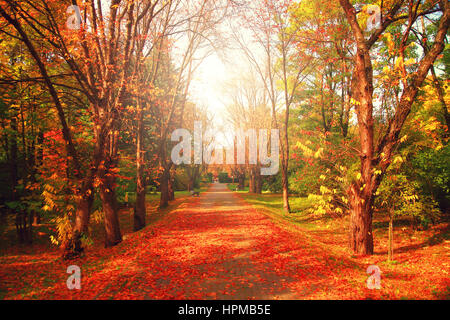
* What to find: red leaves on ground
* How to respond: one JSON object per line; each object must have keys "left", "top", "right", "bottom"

{"left": 0, "top": 184, "right": 448, "bottom": 300}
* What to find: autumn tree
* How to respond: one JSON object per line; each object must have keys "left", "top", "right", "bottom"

{"left": 153, "top": 0, "right": 230, "bottom": 208}
{"left": 232, "top": 0, "right": 312, "bottom": 211}
{"left": 224, "top": 71, "right": 272, "bottom": 194}
{"left": 181, "top": 102, "right": 210, "bottom": 192}
{"left": 338, "top": 0, "right": 449, "bottom": 255}
{"left": 0, "top": 0, "right": 172, "bottom": 256}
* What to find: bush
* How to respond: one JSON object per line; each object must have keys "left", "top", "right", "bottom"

{"left": 204, "top": 172, "right": 213, "bottom": 183}
{"left": 262, "top": 173, "right": 282, "bottom": 193}
{"left": 377, "top": 173, "right": 441, "bottom": 230}
{"left": 411, "top": 145, "right": 450, "bottom": 212}
{"left": 218, "top": 172, "right": 232, "bottom": 183}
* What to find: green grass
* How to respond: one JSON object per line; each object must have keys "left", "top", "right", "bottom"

{"left": 173, "top": 186, "right": 208, "bottom": 197}
{"left": 226, "top": 184, "right": 325, "bottom": 230}
{"left": 123, "top": 185, "right": 208, "bottom": 205}
{"left": 227, "top": 183, "right": 249, "bottom": 192}
{"left": 246, "top": 195, "right": 320, "bottom": 230}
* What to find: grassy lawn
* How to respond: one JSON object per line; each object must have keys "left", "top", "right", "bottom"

{"left": 226, "top": 183, "right": 249, "bottom": 192}
{"left": 227, "top": 183, "right": 323, "bottom": 230}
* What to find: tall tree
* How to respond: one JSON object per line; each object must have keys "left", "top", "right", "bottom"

{"left": 339, "top": 0, "right": 449, "bottom": 254}
{"left": 0, "top": 0, "right": 171, "bottom": 255}
{"left": 232, "top": 0, "right": 312, "bottom": 211}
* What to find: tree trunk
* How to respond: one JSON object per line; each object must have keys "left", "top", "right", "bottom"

{"left": 348, "top": 184, "right": 374, "bottom": 255}
{"left": 168, "top": 175, "right": 175, "bottom": 201}
{"left": 35, "top": 131, "right": 44, "bottom": 225}
{"left": 0, "top": 9, "right": 92, "bottom": 259}
{"left": 134, "top": 182, "right": 146, "bottom": 231}
{"left": 281, "top": 164, "right": 290, "bottom": 212}
{"left": 188, "top": 177, "right": 195, "bottom": 192}
{"left": 32, "top": 211, "right": 40, "bottom": 226}
{"left": 238, "top": 174, "right": 245, "bottom": 190}
{"left": 64, "top": 115, "right": 111, "bottom": 258}
{"left": 256, "top": 175, "right": 262, "bottom": 194}
{"left": 342, "top": 13, "right": 376, "bottom": 255}
{"left": 63, "top": 181, "right": 94, "bottom": 259}
{"left": 96, "top": 117, "right": 122, "bottom": 248}
{"left": 255, "top": 166, "right": 262, "bottom": 194}
{"left": 134, "top": 109, "right": 146, "bottom": 232}
{"left": 10, "top": 115, "right": 18, "bottom": 201}
{"left": 159, "top": 168, "right": 170, "bottom": 208}
{"left": 134, "top": 170, "right": 146, "bottom": 231}
{"left": 430, "top": 65, "right": 450, "bottom": 132}
{"left": 339, "top": 0, "right": 450, "bottom": 256}
{"left": 100, "top": 171, "right": 122, "bottom": 248}
{"left": 281, "top": 126, "right": 290, "bottom": 212}
{"left": 388, "top": 208, "right": 394, "bottom": 261}
{"left": 168, "top": 167, "right": 175, "bottom": 201}
{"left": 248, "top": 167, "right": 256, "bottom": 193}
{"left": 15, "top": 211, "right": 32, "bottom": 245}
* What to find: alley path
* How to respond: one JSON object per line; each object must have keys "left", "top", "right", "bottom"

{"left": 73, "top": 183, "right": 362, "bottom": 299}
{"left": 1, "top": 183, "right": 368, "bottom": 300}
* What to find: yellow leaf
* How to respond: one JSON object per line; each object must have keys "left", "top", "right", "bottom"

{"left": 393, "top": 156, "right": 404, "bottom": 164}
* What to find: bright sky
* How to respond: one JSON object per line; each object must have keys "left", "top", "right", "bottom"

{"left": 175, "top": 4, "right": 262, "bottom": 147}
{"left": 189, "top": 53, "right": 230, "bottom": 124}
{"left": 189, "top": 52, "right": 234, "bottom": 148}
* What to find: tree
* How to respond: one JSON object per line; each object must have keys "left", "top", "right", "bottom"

{"left": 232, "top": 0, "right": 312, "bottom": 211}
{"left": 0, "top": 0, "right": 172, "bottom": 255}
{"left": 224, "top": 71, "right": 271, "bottom": 194}
{"left": 338, "top": 0, "right": 449, "bottom": 254}
{"left": 150, "top": 0, "right": 228, "bottom": 208}
{"left": 182, "top": 103, "right": 210, "bottom": 192}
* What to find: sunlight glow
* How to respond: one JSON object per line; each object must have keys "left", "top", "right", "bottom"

{"left": 190, "top": 53, "right": 230, "bottom": 123}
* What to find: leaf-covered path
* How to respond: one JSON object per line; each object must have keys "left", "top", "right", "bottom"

{"left": 2, "top": 183, "right": 447, "bottom": 300}
{"left": 56, "top": 183, "right": 369, "bottom": 299}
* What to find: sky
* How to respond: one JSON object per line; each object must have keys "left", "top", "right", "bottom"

{"left": 186, "top": 52, "right": 231, "bottom": 148}
{"left": 186, "top": 35, "right": 254, "bottom": 148}
{"left": 189, "top": 53, "right": 230, "bottom": 125}
{"left": 172, "top": 2, "right": 269, "bottom": 148}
